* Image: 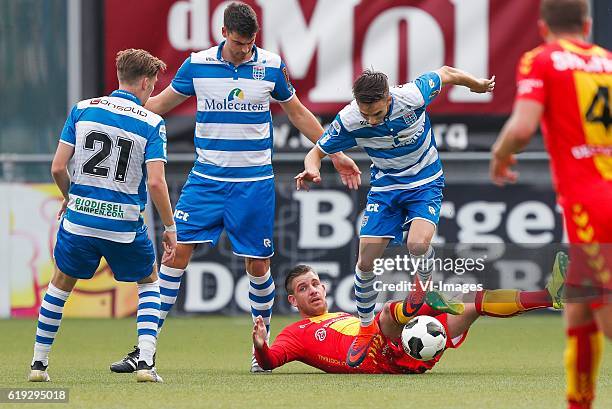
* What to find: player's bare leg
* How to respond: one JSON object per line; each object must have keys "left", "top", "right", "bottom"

{"left": 346, "top": 237, "right": 389, "bottom": 367}
{"left": 246, "top": 257, "right": 275, "bottom": 373}
{"left": 29, "top": 269, "right": 77, "bottom": 382}
{"left": 111, "top": 243, "right": 194, "bottom": 374}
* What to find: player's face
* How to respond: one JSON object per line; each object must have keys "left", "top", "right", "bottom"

{"left": 357, "top": 95, "right": 392, "bottom": 126}
{"left": 290, "top": 271, "right": 328, "bottom": 317}
{"left": 222, "top": 27, "right": 256, "bottom": 64}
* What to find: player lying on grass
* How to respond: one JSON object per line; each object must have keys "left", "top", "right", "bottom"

{"left": 253, "top": 255, "right": 567, "bottom": 374}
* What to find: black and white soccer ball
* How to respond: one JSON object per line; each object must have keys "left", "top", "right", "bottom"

{"left": 401, "top": 315, "right": 447, "bottom": 361}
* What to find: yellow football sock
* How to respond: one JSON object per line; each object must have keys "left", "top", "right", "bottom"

{"left": 475, "top": 289, "right": 523, "bottom": 317}
{"left": 390, "top": 301, "right": 412, "bottom": 324}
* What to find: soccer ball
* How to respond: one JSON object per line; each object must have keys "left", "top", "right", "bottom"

{"left": 401, "top": 315, "right": 447, "bottom": 361}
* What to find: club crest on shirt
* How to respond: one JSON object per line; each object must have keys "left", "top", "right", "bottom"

{"left": 402, "top": 111, "right": 417, "bottom": 126}
{"left": 252, "top": 65, "right": 265, "bottom": 80}
{"left": 314, "top": 328, "right": 327, "bottom": 341}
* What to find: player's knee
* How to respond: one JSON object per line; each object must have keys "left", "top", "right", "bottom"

{"left": 564, "top": 303, "right": 594, "bottom": 328}
{"left": 245, "top": 258, "right": 270, "bottom": 276}
{"left": 407, "top": 220, "right": 435, "bottom": 256}
{"left": 462, "top": 302, "right": 479, "bottom": 321}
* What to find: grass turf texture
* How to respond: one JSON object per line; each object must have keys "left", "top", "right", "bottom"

{"left": 0, "top": 315, "right": 610, "bottom": 409}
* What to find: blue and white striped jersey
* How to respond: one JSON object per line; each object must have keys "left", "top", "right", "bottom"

{"left": 59, "top": 90, "right": 167, "bottom": 243}
{"left": 317, "top": 72, "right": 444, "bottom": 191}
{"left": 171, "top": 41, "right": 295, "bottom": 182}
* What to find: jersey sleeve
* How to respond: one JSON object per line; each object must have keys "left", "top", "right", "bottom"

{"left": 411, "top": 71, "right": 442, "bottom": 107}
{"left": 316, "top": 115, "right": 357, "bottom": 154}
{"left": 144, "top": 120, "right": 168, "bottom": 163}
{"left": 254, "top": 327, "right": 303, "bottom": 370}
{"left": 271, "top": 60, "right": 295, "bottom": 102}
{"left": 515, "top": 48, "right": 547, "bottom": 104}
{"left": 170, "top": 56, "right": 195, "bottom": 97}
{"left": 59, "top": 105, "right": 78, "bottom": 146}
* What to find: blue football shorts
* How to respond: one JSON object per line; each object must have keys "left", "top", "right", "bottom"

{"left": 359, "top": 177, "right": 444, "bottom": 245}
{"left": 174, "top": 173, "right": 275, "bottom": 258}
{"left": 54, "top": 221, "right": 156, "bottom": 282}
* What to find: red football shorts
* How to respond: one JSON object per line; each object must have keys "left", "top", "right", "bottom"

{"left": 561, "top": 192, "right": 612, "bottom": 309}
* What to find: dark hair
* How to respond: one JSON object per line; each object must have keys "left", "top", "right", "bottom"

{"left": 224, "top": 2, "right": 259, "bottom": 37}
{"left": 540, "top": 0, "right": 589, "bottom": 34}
{"left": 352, "top": 69, "right": 389, "bottom": 104}
{"left": 284, "top": 265, "right": 314, "bottom": 295}
{"left": 116, "top": 49, "right": 166, "bottom": 84}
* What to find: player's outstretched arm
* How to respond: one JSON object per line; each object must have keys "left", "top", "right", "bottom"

{"left": 146, "top": 161, "right": 177, "bottom": 264}
{"left": 490, "top": 99, "right": 543, "bottom": 186}
{"left": 144, "top": 86, "right": 189, "bottom": 115}
{"left": 295, "top": 146, "right": 326, "bottom": 191}
{"left": 51, "top": 142, "right": 75, "bottom": 219}
{"left": 435, "top": 66, "right": 495, "bottom": 93}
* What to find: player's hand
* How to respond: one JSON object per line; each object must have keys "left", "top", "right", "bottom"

{"left": 161, "top": 230, "right": 177, "bottom": 264}
{"left": 252, "top": 316, "right": 267, "bottom": 349}
{"left": 57, "top": 198, "right": 68, "bottom": 220}
{"left": 295, "top": 167, "right": 321, "bottom": 191}
{"left": 470, "top": 75, "right": 495, "bottom": 93}
{"left": 490, "top": 153, "right": 519, "bottom": 186}
{"left": 330, "top": 152, "right": 362, "bottom": 190}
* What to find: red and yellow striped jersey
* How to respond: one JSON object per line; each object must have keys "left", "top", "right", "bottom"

{"left": 516, "top": 39, "right": 612, "bottom": 199}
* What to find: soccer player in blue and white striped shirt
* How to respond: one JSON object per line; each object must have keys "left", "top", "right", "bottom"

{"left": 28, "top": 49, "right": 176, "bottom": 383}
{"left": 296, "top": 67, "right": 495, "bottom": 368}
{"left": 109, "top": 2, "right": 360, "bottom": 373}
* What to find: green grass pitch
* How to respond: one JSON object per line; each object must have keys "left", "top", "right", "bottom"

{"left": 0, "top": 315, "right": 610, "bottom": 409}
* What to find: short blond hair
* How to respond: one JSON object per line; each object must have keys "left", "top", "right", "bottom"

{"left": 116, "top": 49, "right": 167, "bottom": 84}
